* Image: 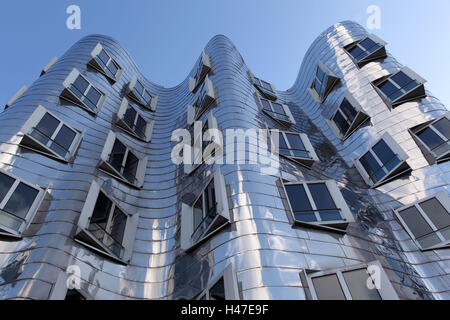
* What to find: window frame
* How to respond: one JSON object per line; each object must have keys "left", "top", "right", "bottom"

{"left": 187, "top": 75, "right": 216, "bottom": 126}
{"left": 40, "top": 56, "right": 58, "bottom": 77}
{"left": 394, "top": 191, "right": 450, "bottom": 251}
{"left": 5, "top": 85, "right": 28, "bottom": 110}
{"left": 88, "top": 43, "right": 123, "bottom": 83}
{"left": 197, "top": 264, "right": 240, "bottom": 300}
{"left": 0, "top": 169, "right": 46, "bottom": 238}
{"left": 116, "top": 97, "right": 154, "bottom": 143}
{"left": 301, "top": 260, "right": 399, "bottom": 300}
{"left": 344, "top": 34, "right": 387, "bottom": 68}
{"left": 19, "top": 105, "right": 84, "bottom": 163}
{"left": 61, "top": 68, "right": 106, "bottom": 116}
{"left": 373, "top": 67, "right": 426, "bottom": 109}
{"left": 308, "top": 61, "right": 340, "bottom": 104}
{"left": 354, "top": 132, "right": 411, "bottom": 188}
{"left": 75, "top": 180, "right": 139, "bottom": 264}
{"left": 181, "top": 167, "right": 231, "bottom": 251}
{"left": 270, "top": 130, "right": 319, "bottom": 168}
{"left": 254, "top": 93, "right": 296, "bottom": 126}
{"left": 189, "top": 51, "right": 212, "bottom": 93}
{"left": 127, "top": 75, "right": 158, "bottom": 111}
{"left": 409, "top": 113, "right": 450, "bottom": 164}
{"left": 99, "top": 131, "right": 148, "bottom": 189}
{"left": 327, "top": 92, "right": 371, "bottom": 141}
{"left": 281, "top": 179, "right": 354, "bottom": 233}
{"left": 251, "top": 74, "right": 278, "bottom": 101}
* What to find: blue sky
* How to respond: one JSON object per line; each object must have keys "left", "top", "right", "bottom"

{"left": 0, "top": 0, "right": 449, "bottom": 109}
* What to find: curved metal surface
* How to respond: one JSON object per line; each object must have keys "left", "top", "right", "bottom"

{"left": 0, "top": 20, "right": 448, "bottom": 300}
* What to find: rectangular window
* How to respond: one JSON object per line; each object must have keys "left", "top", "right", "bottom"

{"left": 282, "top": 180, "right": 354, "bottom": 232}
{"left": 329, "top": 93, "right": 370, "bottom": 140}
{"left": 187, "top": 76, "right": 216, "bottom": 125}
{"left": 189, "top": 51, "right": 212, "bottom": 93}
{"left": 394, "top": 192, "right": 450, "bottom": 250}
{"left": 99, "top": 131, "right": 148, "bottom": 188}
{"left": 255, "top": 94, "right": 295, "bottom": 126}
{"left": 116, "top": 98, "right": 153, "bottom": 142}
{"left": 61, "top": 69, "right": 105, "bottom": 115}
{"left": 271, "top": 130, "right": 318, "bottom": 168}
{"left": 197, "top": 264, "right": 240, "bottom": 300}
{"left": 89, "top": 43, "right": 123, "bottom": 82}
{"left": 409, "top": 114, "right": 450, "bottom": 164}
{"left": 252, "top": 75, "right": 277, "bottom": 100}
{"left": 309, "top": 62, "right": 340, "bottom": 103}
{"left": 181, "top": 168, "right": 230, "bottom": 250}
{"left": 20, "top": 106, "right": 83, "bottom": 162}
{"left": 302, "top": 261, "right": 398, "bottom": 300}
{"left": 355, "top": 133, "right": 410, "bottom": 187}
{"left": 374, "top": 67, "right": 426, "bottom": 108}
{"left": 75, "top": 180, "right": 139, "bottom": 263}
{"left": 0, "top": 170, "right": 45, "bottom": 236}
{"left": 128, "top": 75, "right": 157, "bottom": 111}
{"left": 344, "top": 34, "right": 387, "bottom": 67}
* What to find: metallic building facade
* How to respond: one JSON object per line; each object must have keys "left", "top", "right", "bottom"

{"left": 0, "top": 20, "right": 449, "bottom": 300}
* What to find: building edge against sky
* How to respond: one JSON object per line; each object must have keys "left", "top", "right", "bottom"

{"left": 0, "top": 20, "right": 448, "bottom": 300}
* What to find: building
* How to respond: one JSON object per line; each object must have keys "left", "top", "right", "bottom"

{"left": 0, "top": 20, "right": 448, "bottom": 300}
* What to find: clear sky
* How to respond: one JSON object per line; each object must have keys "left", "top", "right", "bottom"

{"left": 0, "top": 0, "right": 449, "bottom": 109}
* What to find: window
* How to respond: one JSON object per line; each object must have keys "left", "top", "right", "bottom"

{"left": 40, "top": 56, "right": 58, "bottom": 77}
{"left": 355, "top": 133, "right": 411, "bottom": 187}
{"left": 61, "top": 68, "right": 106, "bottom": 115}
{"left": 0, "top": 169, "right": 45, "bottom": 237}
{"left": 20, "top": 105, "right": 83, "bottom": 162}
{"left": 308, "top": 62, "right": 340, "bottom": 103}
{"left": 128, "top": 75, "right": 158, "bottom": 111}
{"left": 344, "top": 34, "right": 387, "bottom": 68}
{"left": 88, "top": 43, "right": 123, "bottom": 82}
{"left": 255, "top": 94, "right": 295, "bottom": 126}
{"left": 197, "top": 264, "right": 240, "bottom": 300}
{"left": 187, "top": 75, "right": 216, "bottom": 125}
{"left": 301, "top": 261, "right": 399, "bottom": 300}
{"left": 409, "top": 114, "right": 450, "bottom": 164}
{"left": 250, "top": 72, "right": 278, "bottom": 101}
{"left": 328, "top": 92, "right": 370, "bottom": 140}
{"left": 271, "top": 130, "right": 318, "bottom": 168}
{"left": 75, "top": 180, "right": 139, "bottom": 263}
{"left": 374, "top": 67, "right": 426, "bottom": 108}
{"left": 116, "top": 98, "right": 154, "bottom": 142}
{"left": 4, "top": 85, "right": 28, "bottom": 110}
{"left": 185, "top": 112, "right": 222, "bottom": 175}
{"left": 282, "top": 180, "right": 354, "bottom": 232}
{"left": 394, "top": 192, "right": 450, "bottom": 251}
{"left": 99, "top": 131, "right": 148, "bottom": 188}
{"left": 189, "top": 51, "right": 212, "bottom": 93}
{"left": 49, "top": 272, "right": 89, "bottom": 300}
{"left": 181, "top": 168, "right": 230, "bottom": 251}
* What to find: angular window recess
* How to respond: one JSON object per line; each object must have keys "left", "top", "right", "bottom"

{"left": 409, "top": 113, "right": 450, "bottom": 165}
{"left": 19, "top": 105, "right": 83, "bottom": 162}
{"left": 282, "top": 179, "right": 354, "bottom": 232}
{"left": 394, "top": 192, "right": 450, "bottom": 251}
{"left": 181, "top": 168, "right": 231, "bottom": 251}
{"left": 355, "top": 133, "right": 411, "bottom": 188}
{"left": 301, "top": 261, "right": 399, "bottom": 300}
{"left": 327, "top": 92, "right": 371, "bottom": 140}
{"left": 61, "top": 68, "right": 106, "bottom": 115}
{"left": 254, "top": 93, "right": 295, "bottom": 126}
{"left": 248, "top": 71, "right": 278, "bottom": 101}
{"left": 127, "top": 75, "right": 158, "bottom": 111}
{"left": 99, "top": 131, "right": 148, "bottom": 188}
{"left": 185, "top": 112, "right": 221, "bottom": 175}
{"left": 373, "top": 67, "right": 426, "bottom": 108}
{"left": 116, "top": 98, "right": 154, "bottom": 142}
{"left": 88, "top": 43, "right": 123, "bottom": 82}
{"left": 197, "top": 264, "right": 240, "bottom": 300}
{"left": 5, "top": 85, "right": 28, "bottom": 110}
{"left": 308, "top": 62, "right": 340, "bottom": 103}
{"left": 271, "top": 130, "right": 318, "bottom": 168}
{"left": 75, "top": 180, "right": 139, "bottom": 263}
{"left": 49, "top": 272, "right": 88, "bottom": 300}
{"left": 0, "top": 169, "right": 46, "bottom": 237}
{"left": 187, "top": 75, "right": 216, "bottom": 125}
{"left": 189, "top": 51, "right": 212, "bottom": 93}
{"left": 40, "top": 56, "right": 58, "bottom": 77}
{"left": 344, "top": 34, "right": 387, "bottom": 68}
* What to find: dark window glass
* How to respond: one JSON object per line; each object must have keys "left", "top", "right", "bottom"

{"left": 205, "top": 180, "right": 216, "bottom": 217}
{"left": 90, "top": 192, "right": 112, "bottom": 230}
{"left": 416, "top": 127, "right": 444, "bottom": 150}
{"left": 107, "top": 61, "right": 118, "bottom": 76}
{"left": 342, "top": 269, "right": 381, "bottom": 300}
{"left": 340, "top": 99, "right": 357, "bottom": 123}
{"left": 272, "top": 102, "right": 285, "bottom": 116}
{"left": 312, "top": 274, "right": 346, "bottom": 300}
{"left": 73, "top": 76, "right": 89, "bottom": 94}
{"left": 193, "top": 194, "right": 204, "bottom": 234}
{"left": 286, "top": 133, "right": 306, "bottom": 151}
{"left": 135, "top": 116, "right": 147, "bottom": 137}
{"left": 65, "top": 289, "right": 86, "bottom": 301}
{"left": 419, "top": 198, "right": 450, "bottom": 230}
{"left": 348, "top": 45, "right": 365, "bottom": 60}
{"left": 109, "top": 207, "right": 127, "bottom": 244}
{"left": 98, "top": 50, "right": 110, "bottom": 65}
{"left": 285, "top": 184, "right": 316, "bottom": 222}
{"left": 260, "top": 80, "right": 272, "bottom": 91}
{"left": 134, "top": 80, "right": 144, "bottom": 95}
{"left": 143, "top": 90, "right": 152, "bottom": 104}
{"left": 3, "top": 182, "right": 39, "bottom": 219}
{"left": 333, "top": 112, "right": 350, "bottom": 136}
{"left": 85, "top": 87, "right": 101, "bottom": 106}
{"left": 372, "top": 140, "right": 399, "bottom": 172}
{"left": 209, "top": 278, "right": 226, "bottom": 300}
{"left": 359, "top": 37, "right": 377, "bottom": 51}
{"left": 279, "top": 133, "right": 289, "bottom": 150}
{"left": 378, "top": 80, "right": 398, "bottom": 98}
{"left": 110, "top": 140, "right": 127, "bottom": 169}
{"left": 0, "top": 172, "right": 15, "bottom": 202}
{"left": 360, "top": 151, "right": 382, "bottom": 182}
{"left": 316, "top": 67, "right": 326, "bottom": 84}
{"left": 36, "top": 113, "right": 60, "bottom": 138}
{"left": 261, "top": 99, "right": 272, "bottom": 112}
{"left": 398, "top": 206, "right": 433, "bottom": 239}
{"left": 124, "top": 151, "right": 139, "bottom": 182}
{"left": 391, "top": 72, "right": 413, "bottom": 88}
{"left": 433, "top": 118, "right": 450, "bottom": 140}
{"left": 124, "top": 106, "right": 137, "bottom": 124}
{"left": 53, "top": 125, "right": 76, "bottom": 154}
{"left": 308, "top": 183, "right": 342, "bottom": 221}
